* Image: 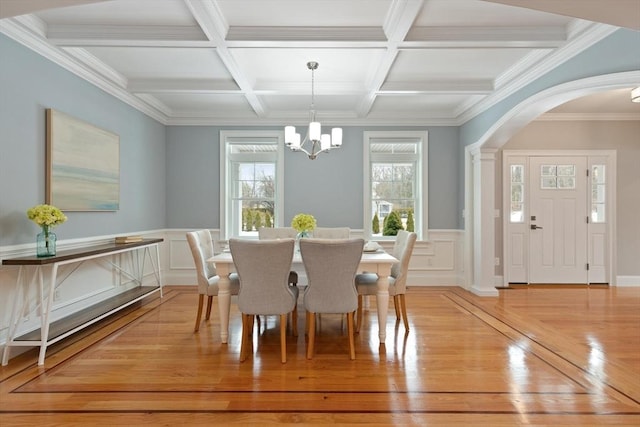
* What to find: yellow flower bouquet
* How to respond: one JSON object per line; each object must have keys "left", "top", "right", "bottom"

{"left": 27, "top": 204, "right": 67, "bottom": 227}
{"left": 27, "top": 204, "right": 67, "bottom": 257}
{"left": 291, "top": 213, "right": 316, "bottom": 235}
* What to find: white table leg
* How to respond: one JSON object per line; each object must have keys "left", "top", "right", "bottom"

{"left": 38, "top": 264, "right": 58, "bottom": 366}
{"left": 216, "top": 264, "right": 232, "bottom": 344}
{"left": 2, "top": 267, "right": 26, "bottom": 366}
{"left": 375, "top": 263, "right": 392, "bottom": 344}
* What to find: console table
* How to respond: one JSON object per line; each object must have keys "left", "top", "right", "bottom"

{"left": 1, "top": 238, "right": 163, "bottom": 366}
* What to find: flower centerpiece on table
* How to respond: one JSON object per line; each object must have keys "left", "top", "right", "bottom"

{"left": 27, "top": 204, "right": 67, "bottom": 257}
{"left": 291, "top": 213, "right": 316, "bottom": 238}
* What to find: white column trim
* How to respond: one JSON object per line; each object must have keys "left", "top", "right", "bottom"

{"left": 470, "top": 147, "right": 499, "bottom": 296}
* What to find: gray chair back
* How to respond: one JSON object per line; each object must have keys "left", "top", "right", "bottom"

{"left": 313, "top": 227, "right": 350, "bottom": 239}
{"left": 301, "top": 238, "right": 364, "bottom": 314}
{"left": 389, "top": 230, "right": 417, "bottom": 294}
{"left": 229, "top": 238, "right": 297, "bottom": 315}
{"left": 258, "top": 227, "right": 298, "bottom": 239}
{"left": 186, "top": 230, "right": 218, "bottom": 294}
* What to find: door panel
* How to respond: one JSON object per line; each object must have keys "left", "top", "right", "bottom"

{"left": 529, "top": 156, "right": 587, "bottom": 283}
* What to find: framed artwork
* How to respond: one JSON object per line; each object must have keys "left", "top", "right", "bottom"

{"left": 46, "top": 109, "right": 120, "bottom": 211}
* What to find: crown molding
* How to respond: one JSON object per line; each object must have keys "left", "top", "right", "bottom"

{"left": 0, "top": 16, "right": 169, "bottom": 124}
{"left": 457, "top": 22, "right": 619, "bottom": 125}
{"left": 63, "top": 47, "right": 128, "bottom": 87}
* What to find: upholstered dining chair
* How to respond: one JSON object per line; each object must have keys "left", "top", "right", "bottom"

{"left": 258, "top": 227, "right": 299, "bottom": 287}
{"left": 229, "top": 238, "right": 298, "bottom": 363}
{"left": 186, "top": 230, "right": 240, "bottom": 333}
{"left": 300, "top": 238, "right": 364, "bottom": 360}
{"left": 313, "top": 227, "right": 350, "bottom": 239}
{"left": 356, "top": 230, "right": 417, "bottom": 332}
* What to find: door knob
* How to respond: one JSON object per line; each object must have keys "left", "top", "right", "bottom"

{"left": 530, "top": 224, "right": 543, "bottom": 230}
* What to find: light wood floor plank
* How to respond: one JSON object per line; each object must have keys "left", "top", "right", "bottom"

{"left": 1, "top": 285, "right": 639, "bottom": 425}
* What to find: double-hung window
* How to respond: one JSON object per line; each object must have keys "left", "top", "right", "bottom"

{"left": 363, "top": 131, "right": 427, "bottom": 240}
{"left": 220, "top": 131, "right": 284, "bottom": 240}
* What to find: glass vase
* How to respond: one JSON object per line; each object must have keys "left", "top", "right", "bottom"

{"left": 37, "top": 225, "right": 57, "bottom": 257}
{"left": 295, "top": 230, "right": 310, "bottom": 252}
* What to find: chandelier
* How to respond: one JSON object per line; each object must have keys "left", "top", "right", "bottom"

{"left": 284, "top": 61, "right": 342, "bottom": 160}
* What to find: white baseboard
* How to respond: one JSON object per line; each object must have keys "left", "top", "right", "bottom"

{"left": 616, "top": 276, "right": 640, "bottom": 286}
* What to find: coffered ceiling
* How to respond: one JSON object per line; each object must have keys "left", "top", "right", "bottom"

{"left": 1, "top": 0, "right": 638, "bottom": 125}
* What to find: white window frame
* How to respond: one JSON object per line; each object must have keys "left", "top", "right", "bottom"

{"left": 219, "top": 130, "right": 285, "bottom": 240}
{"left": 363, "top": 131, "right": 427, "bottom": 241}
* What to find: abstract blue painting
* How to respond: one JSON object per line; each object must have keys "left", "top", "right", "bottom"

{"left": 46, "top": 109, "right": 120, "bottom": 211}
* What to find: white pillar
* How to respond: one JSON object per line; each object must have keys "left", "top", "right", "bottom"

{"left": 470, "top": 147, "right": 499, "bottom": 296}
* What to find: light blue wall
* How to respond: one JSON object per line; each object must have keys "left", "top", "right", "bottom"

{"left": 166, "top": 125, "right": 460, "bottom": 230}
{"left": 0, "top": 34, "right": 167, "bottom": 246}
{"left": 460, "top": 29, "right": 640, "bottom": 148}
{"left": 8, "top": 29, "right": 633, "bottom": 240}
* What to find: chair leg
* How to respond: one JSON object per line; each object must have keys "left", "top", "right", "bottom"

{"left": 393, "top": 295, "right": 401, "bottom": 319}
{"left": 240, "top": 314, "right": 249, "bottom": 362}
{"left": 194, "top": 294, "right": 204, "bottom": 332}
{"left": 292, "top": 306, "right": 298, "bottom": 337}
{"left": 356, "top": 295, "right": 363, "bottom": 333}
{"left": 306, "top": 312, "right": 316, "bottom": 359}
{"left": 400, "top": 294, "right": 409, "bottom": 331}
{"left": 347, "top": 311, "right": 356, "bottom": 360}
{"left": 280, "top": 314, "right": 287, "bottom": 363}
{"left": 205, "top": 295, "right": 213, "bottom": 320}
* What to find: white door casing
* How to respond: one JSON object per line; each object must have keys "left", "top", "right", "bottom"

{"left": 503, "top": 150, "right": 614, "bottom": 285}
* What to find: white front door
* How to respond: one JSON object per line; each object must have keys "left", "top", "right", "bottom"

{"left": 529, "top": 156, "right": 588, "bottom": 283}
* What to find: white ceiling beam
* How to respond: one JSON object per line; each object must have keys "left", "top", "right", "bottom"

{"left": 226, "top": 26, "right": 386, "bottom": 42}
{"left": 358, "top": 0, "right": 424, "bottom": 117}
{"left": 128, "top": 78, "right": 240, "bottom": 94}
{"left": 379, "top": 80, "right": 494, "bottom": 94}
{"left": 184, "top": 0, "right": 266, "bottom": 117}
{"left": 47, "top": 24, "right": 213, "bottom": 47}
{"left": 403, "top": 26, "right": 567, "bottom": 48}
{"left": 252, "top": 81, "right": 366, "bottom": 95}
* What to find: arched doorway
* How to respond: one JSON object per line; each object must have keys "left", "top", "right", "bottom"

{"left": 464, "top": 71, "right": 640, "bottom": 295}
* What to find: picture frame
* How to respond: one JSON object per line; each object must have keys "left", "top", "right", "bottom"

{"left": 46, "top": 109, "right": 120, "bottom": 211}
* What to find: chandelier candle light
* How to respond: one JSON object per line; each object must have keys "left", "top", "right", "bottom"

{"left": 284, "top": 61, "right": 342, "bottom": 160}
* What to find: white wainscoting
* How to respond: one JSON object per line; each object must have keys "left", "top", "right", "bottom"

{"left": 163, "top": 228, "right": 465, "bottom": 287}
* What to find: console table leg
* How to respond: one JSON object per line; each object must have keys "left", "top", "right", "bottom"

{"left": 2, "top": 267, "right": 26, "bottom": 366}
{"left": 38, "top": 264, "right": 58, "bottom": 366}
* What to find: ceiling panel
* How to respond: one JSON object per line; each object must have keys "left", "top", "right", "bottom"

{"left": 0, "top": 0, "right": 635, "bottom": 125}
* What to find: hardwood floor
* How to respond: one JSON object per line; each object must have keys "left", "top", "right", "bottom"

{"left": 1, "top": 285, "right": 639, "bottom": 425}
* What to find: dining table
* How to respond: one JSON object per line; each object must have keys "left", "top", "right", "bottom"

{"left": 208, "top": 247, "right": 398, "bottom": 345}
